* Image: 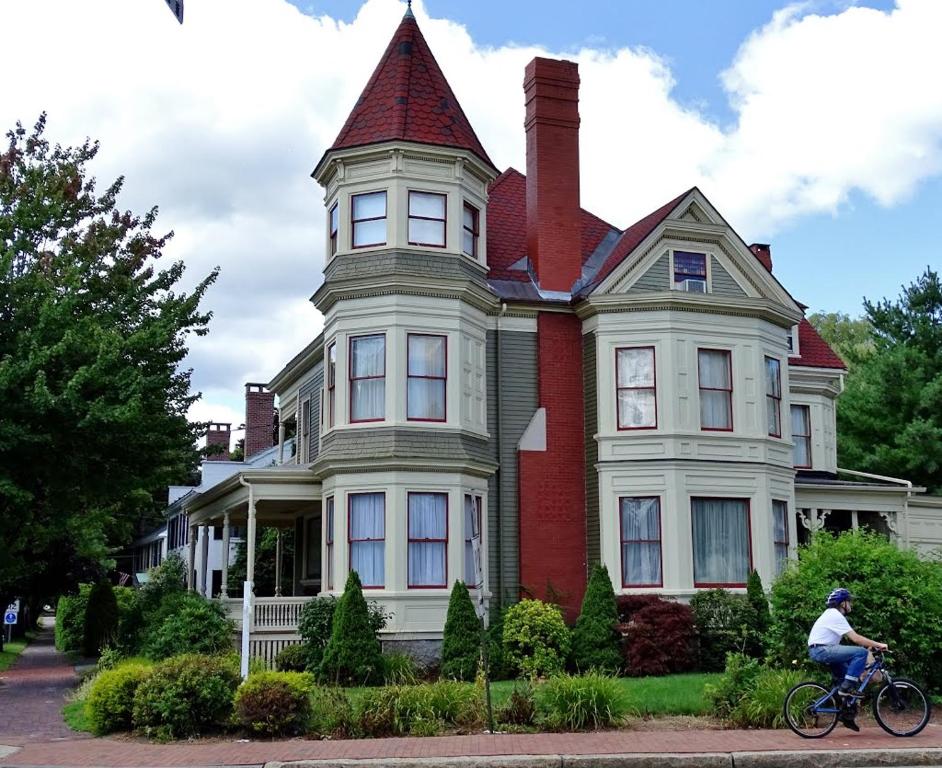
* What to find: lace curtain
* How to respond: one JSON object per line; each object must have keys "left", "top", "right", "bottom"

{"left": 350, "top": 492, "right": 385, "bottom": 586}
{"left": 620, "top": 497, "right": 661, "bottom": 585}
{"left": 408, "top": 493, "right": 446, "bottom": 586}
{"left": 616, "top": 348, "right": 656, "bottom": 427}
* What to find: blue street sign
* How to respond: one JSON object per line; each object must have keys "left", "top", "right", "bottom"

{"left": 3, "top": 611, "right": 17, "bottom": 625}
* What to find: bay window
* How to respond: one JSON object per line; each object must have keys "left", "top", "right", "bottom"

{"left": 408, "top": 492, "right": 447, "bottom": 588}
{"left": 462, "top": 203, "right": 479, "bottom": 258}
{"left": 698, "top": 349, "right": 732, "bottom": 430}
{"left": 351, "top": 191, "right": 386, "bottom": 248}
{"left": 349, "top": 492, "right": 385, "bottom": 588}
{"left": 792, "top": 405, "right": 811, "bottom": 467}
{"left": 464, "top": 494, "right": 482, "bottom": 587}
{"left": 350, "top": 334, "right": 385, "bottom": 422}
{"left": 616, "top": 347, "right": 657, "bottom": 429}
{"left": 765, "top": 356, "right": 782, "bottom": 437}
{"left": 325, "top": 497, "right": 334, "bottom": 590}
{"left": 773, "top": 500, "right": 789, "bottom": 575}
{"left": 408, "top": 191, "right": 446, "bottom": 247}
{"left": 620, "top": 497, "right": 662, "bottom": 587}
{"left": 691, "top": 497, "right": 751, "bottom": 586}
{"left": 407, "top": 334, "right": 446, "bottom": 421}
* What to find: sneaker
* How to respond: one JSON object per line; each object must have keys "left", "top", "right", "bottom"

{"left": 839, "top": 716, "right": 860, "bottom": 732}
{"left": 837, "top": 680, "right": 857, "bottom": 696}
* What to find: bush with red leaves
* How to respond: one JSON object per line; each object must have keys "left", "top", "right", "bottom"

{"left": 616, "top": 596, "right": 697, "bottom": 677}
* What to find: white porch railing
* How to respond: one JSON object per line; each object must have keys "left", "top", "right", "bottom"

{"left": 254, "top": 597, "right": 308, "bottom": 630}
{"left": 219, "top": 596, "right": 312, "bottom": 668}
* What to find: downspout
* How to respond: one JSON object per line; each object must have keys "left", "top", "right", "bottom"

{"left": 495, "top": 302, "right": 507, "bottom": 609}
{"left": 238, "top": 476, "right": 255, "bottom": 679}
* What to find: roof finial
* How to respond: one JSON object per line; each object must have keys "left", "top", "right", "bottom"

{"left": 404, "top": 0, "right": 414, "bottom": 19}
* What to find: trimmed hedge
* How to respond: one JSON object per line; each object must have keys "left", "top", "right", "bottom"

{"left": 55, "top": 585, "right": 91, "bottom": 652}
{"left": 689, "top": 589, "right": 755, "bottom": 671}
{"left": 275, "top": 644, "right": 309, "bottom": 672}
{"left": 85, "top": 661, "right": 153, "bottom": 735}
{"left": 502, "top": 599, "right": 570, "bottom": 678}
{"left": 234, "top": 671, "right": 315, "bottom": 736}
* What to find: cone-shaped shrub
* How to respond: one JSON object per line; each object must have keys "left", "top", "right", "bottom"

{"left": 745, "top": 570, "right": 770, "bottom": 658}
{"left": 441, "top": 581, "right": 481, "bottom": 681}
{"left": 83, "top": 581, "right": 119, "bottom": 657}
{"left": 570, "top": 565, "right": 621, "bottom": 673}
{"left": 318, "top": 571, "right": 384, "bottom": 686}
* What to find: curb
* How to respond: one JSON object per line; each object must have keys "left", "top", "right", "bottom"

{"left": 267, "top": 748, "right": 942, "bottom": 768}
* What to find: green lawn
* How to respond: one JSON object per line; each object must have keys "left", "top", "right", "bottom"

{"left": 0, "top": 635, "right": 32, "bottom": 673}
{"left": 63, "top": 699, "right": 91, "bottom": 733}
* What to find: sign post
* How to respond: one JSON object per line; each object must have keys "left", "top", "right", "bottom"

{"left": 4, "top": 601, "right": 18, "bottom": 645}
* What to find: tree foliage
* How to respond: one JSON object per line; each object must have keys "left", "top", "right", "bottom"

{"left": 807, "top": 310, "right": 874, "bottom": 369}
{"left": 0, "top": 115, "right": 217, "bottom": 611}
{"left": 570, "top": 564, "right": 621, "bottom": 673}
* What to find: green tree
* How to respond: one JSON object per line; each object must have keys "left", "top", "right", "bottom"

{"left": 570, "top": 564, "right": 621, "bottom": 673}
{"left": 0, "top": 115, "right": 218, "bottom": 625}
{"left": 807, "top": 311, "right": 874, "bottom": 368}
{"left": 82, "top": 580, "right": 119, "bottom": 656}
{"left": 836, "top": 268, "right": 942, "bottom": 492}
{"left": 745, "top": 570, "right": 770, "bottom": 659}
{"left": 440, "top": 580, "right": 481, "bottom": 681}
{"left": 318, "top": 571, "right": 384, "bottom": 686}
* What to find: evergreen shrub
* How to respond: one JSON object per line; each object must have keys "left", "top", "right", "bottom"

{"left": 141, "top": 592, "right": 234, "bottom": 660}
{"left": 570, "top": 565, "right": 621, "bottom": 673}
{"left": 55, "top": 585, "right": 91, "bottom": 652}
{"left": 299, "top": 593, "right": 388, "bottom": 672}
{"left": 85, "top": 660, "right": 153, "bottom": 735}
{"left": 441, "top": 581, "right": 481, "bottom": 681}
{"left": 745, "top": 570, "right": 771, "bottom": 658}
{"left": 689, "top": 589, "right": 755, "bottom": 671}
{"left": 234, "top": 671, "right": 315, "bottom": 736}
{"left": 616, "top": 595, "right": 696, "bottom": 676}
{"left": 318, "top": 571, "right": 385, "bottom": 686}
{"left": 132, "top": 653, "right": 241, "bottom": 739}
{"left": 83, "top": 581, "right": 120, "bottom": 657}
{"left": 535, "top": 672, "right": 629, "bottom": 731}
{"left": 502, "top": 599, "right": 571, "bottom": 678}
{"left": 275, "top": 644, "right": 309, "bottom": 672}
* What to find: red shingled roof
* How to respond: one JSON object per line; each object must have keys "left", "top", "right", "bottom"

{"left": 792, "top": 318, "right": 846, "bottom": 369}
{"left": 323, "top": 12, "right": 495, "bottom": 173}
{"left": 486, "top": 168, "right": 616, "bottom": 283}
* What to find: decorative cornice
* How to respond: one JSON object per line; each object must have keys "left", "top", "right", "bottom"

{"left": 311, "top": 457, "right": 497, "bottom": 480}
{"left": 575, "top": 292, "right": 802, "bottom": 327}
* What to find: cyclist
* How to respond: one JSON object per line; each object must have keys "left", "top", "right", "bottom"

{"left": 807, "top": 587, "right": 888, "bottom": 730}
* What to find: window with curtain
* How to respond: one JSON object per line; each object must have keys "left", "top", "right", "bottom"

{"left": 462, "top": 203, "right": 479, "bottom": 258}
{"left": 407, "top": 334, "right": 446, "bottom": 421}
{"left": 351, "top": 191, "right": 386, "bottom": 248}
{"left": 765, "top": 356, "right": 782, "bottom": 437}
{"left": 408, "top": 492, "right": 447, "bottom": 588}
{"left": 408, "top": 191, "right": 446, "bottom": 247}
{"left": 691, "top": 497, "right": 751, "bottom": 586}
{"left": 773, "top": 500, "right": 789, "bottom": 575}
{"left": 616, "top": 347, "right": 656, "bottom": 429}
{"left": 326, "top": 342, "right": 336, "bottom": 428}
{"left": 464, "top": 494, "right": 482, "bottom": 586}
{"left": 698, "top": 349, "right": 732, "bottom": 430}
{"left": 349, "top": 493, "right": 385, "bottom": 587}
{"left": 329, "top": 203, "right": 339, "bottom": 256}
{"left": 350, "top": 334, "right": 385, "bottom": 422}
{"left": 791, "top": 405, "right": 811, "bottom": 467}
{"left": 620, "top": 497, "right": 662, "bottom": 586}
{"left": 673, "top": 250, "right": 707, "bottom": 287}
{"left": 325, "top": 497, "right": 334, "bottom": 590}
{"left": 305, "top": 515, "right": 320, "bottom": 580}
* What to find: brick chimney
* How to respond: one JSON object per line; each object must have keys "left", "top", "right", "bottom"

{"left": 749, "top": 243, "right": 773, "bottom": 273}
{"left": 524, "top": 58, "right": 581, "bottom": 293}
{"left": 205, "top": 423, "right": 231, "bottom": 461}
{"left": 244, "top": 383, "right": 276, "bottom": 461}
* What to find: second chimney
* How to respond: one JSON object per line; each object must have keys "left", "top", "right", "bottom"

{"left": 525, "top": 57, "right": 582, "bottom": 293}
{"left": 244, "top": 383, "right": 276, "bottom": 461}
{"left": 749, "top": 243, "right": 773, "bottom": 273}
{"left": 205, "top": 422, "right": 231, "bottom": 461}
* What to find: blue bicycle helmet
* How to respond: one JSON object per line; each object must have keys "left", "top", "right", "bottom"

{"left": 826, "top": 587, "right": 853, "bottom": 607}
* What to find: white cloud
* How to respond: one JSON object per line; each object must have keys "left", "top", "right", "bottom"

{"left": 2, "top": 0, "right": 940, "bottom": 429}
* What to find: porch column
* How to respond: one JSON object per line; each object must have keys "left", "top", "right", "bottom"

{"left": 241, "top": 478, "right": 256, "bottom": 679}
{"left": 187, "top": 524, "right": 197, "bottom": 590}
{"left": 278, "top": 421, "right": 286, "bottom": 465}
{"left": 200, "top": 523, "right": 210, "bottom": 596}
{"left": 275, "top": 529, "right": 283, "bottom": 597}
{"left": 221, "top": 511, "right": 230, "bottom": 598}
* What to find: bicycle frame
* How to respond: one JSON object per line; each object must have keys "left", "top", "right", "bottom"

{"left": 810, "top": 654, "right": 893, "bottom": 715}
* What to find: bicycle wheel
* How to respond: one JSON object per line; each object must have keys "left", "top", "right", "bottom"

{"left": 872, "top": 678, "right": 931, "bottom": 737}
{"left": 784, "top": 681, "right": 839, "bottom": 738}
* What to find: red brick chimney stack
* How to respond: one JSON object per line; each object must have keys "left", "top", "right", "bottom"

{"left": 244, "top": 383, "right": 276, "bottom": 461}
{"left": 749, "top": 243, "right": 773, "bottom": 273}
{"left": 205, "top": 423, "right": 231, "bottom": 461}
{"left": 524, "top": 57, "right": 582, "bottom": 293}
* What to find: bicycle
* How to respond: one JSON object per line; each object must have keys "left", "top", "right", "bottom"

{"left": 783, "top": 649, "right": 931, "bottom": 738}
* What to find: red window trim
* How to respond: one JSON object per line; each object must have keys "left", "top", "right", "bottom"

{"left": 325, "top": 496, "right": 334, "bottom": 591}
{"left": 615, "top": 346, "right": 658, "bottom": 431}
{"left": 407, "top": 491, "right": 448, "bottom": 589}
{"left": 792, "top": 404, "right": 812, "bottom": 468}
{"left": 349, "top": 333, "right": 385, "bottom": 423}
{"left": 464, "top": 493, "right": 483, "bottom": 588}
{"left": 619, "top": 496, "right": 663, "bottom": 588}
{"left": 697, "top": 348, "right": 734, "bottom": 432}
{"left": 351, "top": 191, "right": 387, "bottom": 249}
{"left": 407, "top": 191, "right": 447, "bottom": 248}
{"left": 691, "top": 496, "right": 753, "bottom": 588}
{"left": 407, "top": 333, "right": 447, "bottom": 423}
{"left": 765, "top": 356, "right": 782, "bottom": 438}
{"left": 462, "top": 202, "right": 479, "bottom": 258}
{"left": 327, "top": 342, "right": 336, "bottom": 428}
{"left": 329, "top": 203, "right": 339, "bottom": 256}
{"left": 348, "top": 492, "right": 385, "bottom": 589}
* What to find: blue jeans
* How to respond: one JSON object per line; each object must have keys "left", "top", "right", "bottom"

{"left": 809, "top": 644, "right": 868, "bottom": 683}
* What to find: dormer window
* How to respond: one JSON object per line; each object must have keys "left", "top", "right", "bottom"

{"left": 329, "top": 204, "right": 339, "bottom": 256}
{"left": 462, "top": 203, "right": 479, "bottom": 258}
{"left": 788, "top": 325, "right": 800, "bottom": 356}
{"left": 352, "top": 191, "right": 387, "bottom": 248}
{"left": 408, "top": 191, "right": 446, "bottom": 247}
{"left": 674, "top": 251, "right": 707, "bottom": 292}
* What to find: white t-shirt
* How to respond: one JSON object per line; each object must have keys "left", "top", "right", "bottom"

{"left": 808, "top": 607, "right": 853, "bottom": 646}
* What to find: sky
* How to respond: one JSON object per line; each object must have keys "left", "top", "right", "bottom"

{"left": 2, "top": 0, "right": 940, "bottom": 443}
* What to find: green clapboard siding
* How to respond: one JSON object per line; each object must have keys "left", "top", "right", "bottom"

{"left": 710, "top": 255, "right": 747, "bottom": 297}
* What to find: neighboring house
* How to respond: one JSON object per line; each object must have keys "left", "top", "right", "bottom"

{"left": 181, "top": 8, "right": 942, "bottom": 663}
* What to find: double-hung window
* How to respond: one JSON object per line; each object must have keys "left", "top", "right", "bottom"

{"left": 326, "top": 342, "right": 336, "bottom": 428}
{"left": 673, "top": 251, "right": 707, "bottom": 289}
{"left": 691, "top": 497, "right": 752, "bottom": 587}
{"left": 349, "top": 492, "right": 384, "bottom": 587}
{"left": 616, "top": 347, "right": 656, "bottom": 429}
{"left": 300, "top": 398, "right": 310, "bottom": 462}
{"left": 351, "top": 191, "right": 386, "bottom": 248}
{"left": 765, "top": 356, "right": 782, "bottom": 437}
{"left": 329, "top": 203, "right": 339, "bottom": 256}
{"left": 464, "top": 494, "right": 482, "bottom": 587}
{"left": 698, "top": 349, "right": 732, "bottom": 430}
{"left": 772, "top": 500, "right": 789, "bottom": 575}
{"left": 407, "top": 334, "right": 446, "bottom": 421}
{"left": 350, "top": 334, "right": 385, "bottom": 422}
{"left": 325, "top": 497, "right": 334, "bottom": 590}
{"left": 791, "top": 405, "right": 811, "bottom": 467}
{"left": 620, "top": 497, "right": 662, "bottom": 587}
{"left": 462, "top": 203, "right": 479, "bottom": 258}
{"left": 305, "top": 515, "right": 320, "bottom": 580}
{"left": 408, "top": 492, "right": 447, "bottom": 588}
{"left": 408, "top": 191, "right": 446, "bottom": 247}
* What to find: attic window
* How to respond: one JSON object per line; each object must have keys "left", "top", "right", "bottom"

{"left": 673, "top": 251, "right": 707, "bottom": 292}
